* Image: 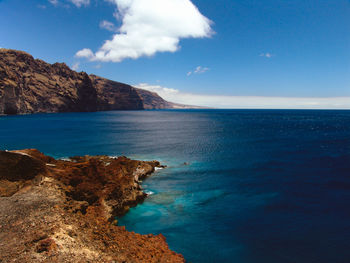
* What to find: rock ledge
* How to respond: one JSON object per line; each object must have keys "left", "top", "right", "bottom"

{"left": 0, "top": 149, "right": 184, "bottom": 262}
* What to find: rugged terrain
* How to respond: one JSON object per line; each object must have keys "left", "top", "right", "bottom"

{"left": 0, "top": 149, "right": 185, "bottom": 262}
{"left": 0, "top": 48, "right": 183, "bottom": 115}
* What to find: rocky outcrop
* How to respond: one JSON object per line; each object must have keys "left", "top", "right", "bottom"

{"left": 0, "top": 50, "right": 99, "bottom": 114}
{"left": 0, "top": 149, "right": 185, "bottom": 262}
{"left": 0, "top": 48, "right": 196, "bottom": 115}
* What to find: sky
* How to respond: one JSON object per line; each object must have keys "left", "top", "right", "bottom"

{"left": 0, "top": 0, "right": 349, "bottom": 109}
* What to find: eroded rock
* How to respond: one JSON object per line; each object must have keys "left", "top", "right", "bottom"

{"left": 0, "top": 149, "right": 185, "bottom": 262}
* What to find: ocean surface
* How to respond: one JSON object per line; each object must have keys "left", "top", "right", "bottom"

{"left": 1, "top": 110, "right": 350, "bottom": 263}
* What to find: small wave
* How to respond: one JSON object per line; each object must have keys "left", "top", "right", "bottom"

{"left": 145, "top": 190, "right": 155, "bottom": 195}
{"left": 155, "top": 167, "right": 163, "bottom": 171}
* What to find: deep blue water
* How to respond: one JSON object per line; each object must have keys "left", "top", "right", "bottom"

{"left": 1, "top": 110, "right": 350, "bottom": 263}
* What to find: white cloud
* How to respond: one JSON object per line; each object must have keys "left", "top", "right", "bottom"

{"left": 48, "top": 0, "right": 58, "bottom": 6}
{"left": 260, "top": 52, "right": 273, "bottom": 58}
{"left": 135, "top": 83, "right": 350, "bottom": 109}
{"left": 71, "top": 62, "right": 80, "bottom": 71}
{"left": 76, "top": 48, "right": 94, "bottom": 59}
{"left": 99, "top": 20, "right": 117, "bottom": 32}
{"left": 76, "top": 0, "right": 214, "bottom": 62}
{"left": 48, "top": 0, "right": 89, "bottom": 7}
{"left": 187, "top": 66, "right": 209, "bottom": 76}
{"left": 136, "top": 83, "right": 179, "bottom": 95}
{"left": 69, "top": 0, "right": 90, "bottom": 7}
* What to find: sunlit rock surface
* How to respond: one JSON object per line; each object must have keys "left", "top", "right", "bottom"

{"left": 0, "top": 149, "right": 184, "bottom": 262}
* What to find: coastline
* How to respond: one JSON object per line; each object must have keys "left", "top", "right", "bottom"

{"left": 0, "top": 149, "right": 184, "bottom": 262}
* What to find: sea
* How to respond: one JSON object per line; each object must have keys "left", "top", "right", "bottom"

{"left": 1, "top": 109, "right": 350, "bottom": 263}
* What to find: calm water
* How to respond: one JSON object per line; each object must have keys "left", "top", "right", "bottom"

{"left": 1, "top": 110, "right": 350, "bottom": 262}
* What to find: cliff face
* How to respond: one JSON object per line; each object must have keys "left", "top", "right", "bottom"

{"left": 90, "top": 75, "right": 144, "bottom": 111}
{"left": 0, "top": 149, "right": 184, "bottom": 262}
{"left": 0, "top": 49, "right": 182, "bottom": 115}
{"left": 0, "top": 49, "right": 99, "bottom": 114}
{"left": 135, "top": 88, "right": 172, "bottom": 109}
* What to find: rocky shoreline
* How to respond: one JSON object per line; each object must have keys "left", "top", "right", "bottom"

{"left": 0, "top": 149, "right": 184, "bottom": 262}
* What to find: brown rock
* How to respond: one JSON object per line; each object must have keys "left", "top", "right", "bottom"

{"left": 0, "top": 49, "right": 98, "bottom": 114}
{"left": 0, "top": 149, "right": 185, "bottom": 262}
{"left": 0, "top": 48, "right": 194, "bottom": 115}
{"left": 0, "top": 150, "right": 47, "bottom": 181}
{"left": 36, "top": 238, "right": 57, "bottom": 253}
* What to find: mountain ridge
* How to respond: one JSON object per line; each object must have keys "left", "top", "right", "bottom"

{"left": 0, "top": 48, "right": 195, "bottom": 115}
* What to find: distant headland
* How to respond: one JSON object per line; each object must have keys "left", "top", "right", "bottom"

{"left": 0, "top": 48, "right": 201, "bottom": 115}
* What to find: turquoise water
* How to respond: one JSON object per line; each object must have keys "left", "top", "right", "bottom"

{"left": 1, "top": 110, "right": 350, "bottom": 262}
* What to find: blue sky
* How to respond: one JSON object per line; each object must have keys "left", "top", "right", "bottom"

{"left": 0, "top": 0, "right": 349, "bottom": 108}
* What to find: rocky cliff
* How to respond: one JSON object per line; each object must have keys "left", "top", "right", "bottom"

{"left": 0, "top": 149, "right": 185, "bottom": 262}
{"left": 0, "top": 49, "right": 181, "bottom": 115}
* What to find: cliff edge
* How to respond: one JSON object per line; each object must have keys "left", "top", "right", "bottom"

{"left": 0, "top": 149, "right": 185, "bottom": 262}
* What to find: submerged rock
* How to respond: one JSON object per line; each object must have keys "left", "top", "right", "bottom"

{"left": 0, "top": 149, "right": 184, "bottom": 262}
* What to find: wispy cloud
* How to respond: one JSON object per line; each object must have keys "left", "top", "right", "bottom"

{"left": 48, "top": 0, "right": 89, "bottom": 7}
{"left": 76, "top": 0, "right": 214, "bottom": 62}
{"left": 48, "top": 0, "right": 58, "bottom": 6}
{"left": 69, "top": 0, "right": 89, "bottom": 8}
{"left": 71, "top": 62, "right": 80, "bottom": 71}
{"left": 136, "top": 83, "right": 179, "bottom": 96}
{"left": 136, "top": 83, "right": 350, "bottom": 109}
{"left": 187, "top": 66, "right": 209, "bottom": 76}
{"left": 260, "top": 52, "right": 273, "bottom": 58}
{"left": 99, "top": 20, "right": 117, "bottom": 32}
